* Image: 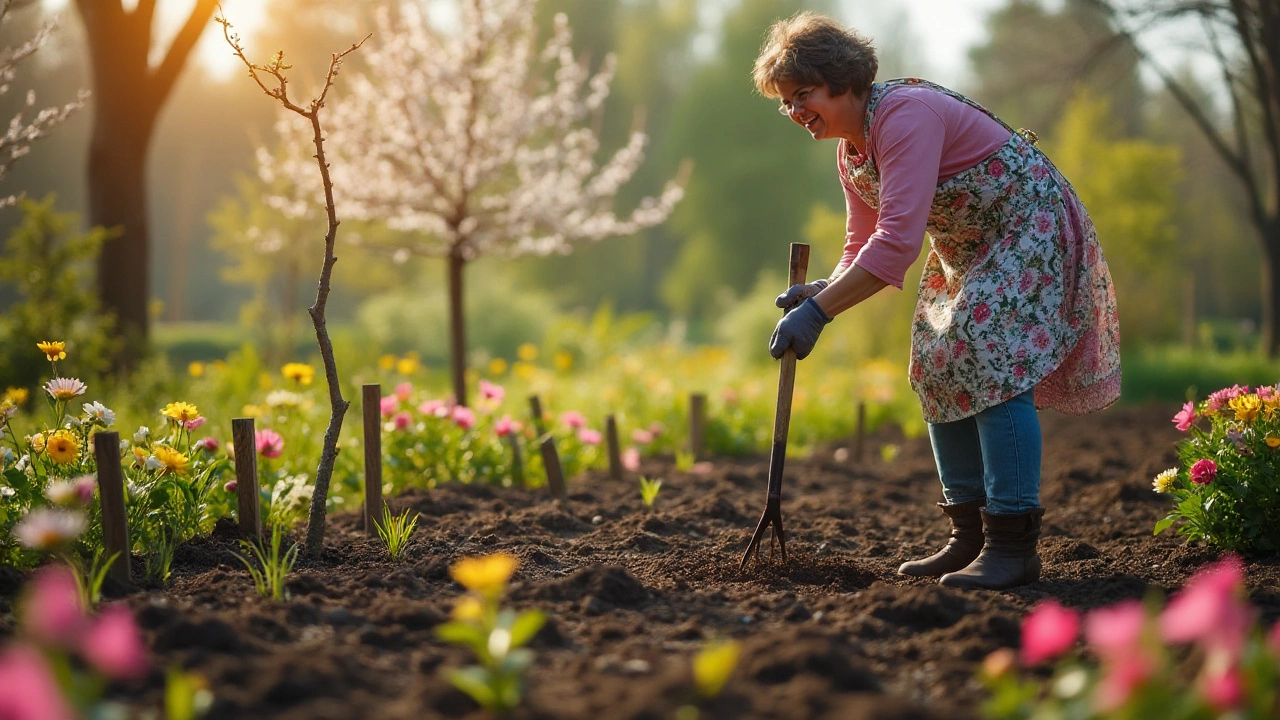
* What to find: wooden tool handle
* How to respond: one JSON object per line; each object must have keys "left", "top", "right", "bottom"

{"left": 767, "top": 243, "right": 810, "bottom": 497}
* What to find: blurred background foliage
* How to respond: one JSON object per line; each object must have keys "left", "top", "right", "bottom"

{"left": 0, "top": 0, "right": 1272, "bottom": 412}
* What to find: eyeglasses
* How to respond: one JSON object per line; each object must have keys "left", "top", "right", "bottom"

{"left": 778, "top": 87, "right": 814, "bottom": 116}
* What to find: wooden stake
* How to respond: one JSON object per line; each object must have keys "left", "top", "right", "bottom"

{"left": 231, "top": 418, "right": 261, "bottom": 541}
{"left": 92, "top": 431, "right": 130, "bottom": 584}
{"left": 689, "top": 392, "right": 706, "bottom": 460}
{"left": 605, "top": 414, "right": 622, "bottom": 481}
{"left": 539, "top": 435, "right": 566, "bottom": 500}
{"left": 528, "top": 394, "right": 547, "bottom": 437}
{"left": 362, "top": 384, "right": 383, "bottom": 536}
{"left": 855, "top": 400, "right": 866, "bottom": 463}
{"left": 509, "top": 434, "right": 525, "bottom": 487}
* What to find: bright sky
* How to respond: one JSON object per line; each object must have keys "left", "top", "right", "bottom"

{"left": 39, "top": 0, "right": 1196, "bottom": 88}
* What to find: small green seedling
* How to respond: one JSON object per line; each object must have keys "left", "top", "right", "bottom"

{"left": 376, "top": 502, "right": 420, "bottom": 560}
{"left": 880, "top": 443, "right": 900, "bottom": 464}
{"left": 639, "top": 476, "right": 663, "bottom": 508}
{"left": 676, "top": 640, "right": 742, "bottom": 719}
{"left": 675, "top": 449, "right": 695, "bottom": 472}
{"left": 234, "top": 523, "right": 300, "bottom": 601}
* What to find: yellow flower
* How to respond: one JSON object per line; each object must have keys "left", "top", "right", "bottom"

{"left": 1152, "top": 468, "right": 1177, "bottom": 493}
{"left": 1229, "top": 394, "right": 1262, "bottom": 423}
{"left": 553, "top": 351, "right": 573, "bottom": 372}
{"left": 188, "top": 361, "right": 205, "bottom": 378}
{"left": 153, "top": 445, "right": 190, "bottom": 475}
{"left": 0, "top": 399, "right": 15, "bottom": 423}
{"left": 395, "top": 357, "right": 418, "bottom": 375}
{"left": 28, "top": 433, "right": 46, "bottom": 453}
{"left": 1267, "top": 434, "right": 1280, "bottom": 449}
{"left": 488, "top": 358, "right": 509, "bottom": 375}
{"left": 1264, "top": 395, "right": 1280, "bottom": 417}
{"left": 451, "top": 596, "right": 485, "bottom": 623}
{"left": 693, "top": 641, "right": 741, "bottom": 698}
{"left": 378, "top": 354, "right": 397, "bottom": 370}
{"left": 282, "top": 362, "right": 315, "bottom": 386}
{"left": 37, "top": 340, "right": 66, "bottom": 361}
{"left": 241, "top": 404, "right": 263, "bottom": 418}
{"left": 516, "top": 343, "right": 538, "bottom": 362}
{"left": 450, "top": 553, "right": 518, "bottom": 595}
{"left": 131, "top": 446, "right": 149, "bottom": 468}
{"left": 161, "top": 401, "right": 200, "bottom": 424}
{"left": 513, "top": 361, "right": 536, "bottom": 380}
{"left": 4, "top": 387, "right": 28, "bottom": 405}
{"left": 46, "top": 430, "right": 80, "bottom": 465}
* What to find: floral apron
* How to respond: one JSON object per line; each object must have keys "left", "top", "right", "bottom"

{"left": 840, "top": 78, "right": 1121, "bottom": 423}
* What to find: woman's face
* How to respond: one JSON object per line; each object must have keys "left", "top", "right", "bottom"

{"left": 777, "top": 79, "right": 861, "bottom": 142}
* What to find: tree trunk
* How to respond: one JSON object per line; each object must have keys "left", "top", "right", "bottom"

{"left": 75, "top": 0, "right": 219, "bottom": 371}
{"left": 447, "top": 248, "right": 468, "bottom": 407}
{"left": 1263, "top": 220, "right": 1280, "bottom": 357}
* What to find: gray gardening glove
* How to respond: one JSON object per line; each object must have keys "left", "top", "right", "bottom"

{"left": 769, "top": 297, "right": 832, "bottom": 360}
{"left": 775, "top": 279, "right": 829, "bottom": 310}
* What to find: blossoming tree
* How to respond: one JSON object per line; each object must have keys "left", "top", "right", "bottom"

{"left": 259, "top": 0, "right": 685, "bottom": 406}
{"left": 0, "top": 0, "right": 85, "bottom": 206}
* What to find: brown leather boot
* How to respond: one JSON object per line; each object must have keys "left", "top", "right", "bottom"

{"left": 938, "top": 507, "right": 1045, "bottom": 590}
{"left": 897, "top": 499, "right": 984, "bottom": 577}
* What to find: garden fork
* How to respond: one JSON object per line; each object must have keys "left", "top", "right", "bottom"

{"left": 740, "top": 242, "right": 809, "bottom": 571}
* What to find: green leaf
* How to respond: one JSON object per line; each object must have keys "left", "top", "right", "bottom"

{"left": 509, "top": 610, "right": 546, "bottom": 648}
{"left": 444, "top": 666, "right": 497, "bottom": 710}
{"left": 435, "top": 621, "right": 487, "bottom": 650}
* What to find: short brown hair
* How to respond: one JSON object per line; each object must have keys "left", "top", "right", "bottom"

{"left": 752, "top": 12, "right": 878, "bottom": 100}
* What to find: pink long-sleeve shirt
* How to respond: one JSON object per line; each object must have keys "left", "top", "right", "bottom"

{"left": 836, "top": 85, "right": 1012, "bottom": 289}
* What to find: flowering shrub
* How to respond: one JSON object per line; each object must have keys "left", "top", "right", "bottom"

{"left": 1154, "top": 384, "right": 1280, "bottom": 552}
{"left": 982, "top": 556, "right": 1280, "bottom": 719}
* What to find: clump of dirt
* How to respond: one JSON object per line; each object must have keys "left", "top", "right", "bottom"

{"left": 3, "top": 404, "right": 1278, "bottom": 719}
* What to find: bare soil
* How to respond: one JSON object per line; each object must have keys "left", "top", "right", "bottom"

{"left": 5, "top": 403, "right": 1280, "bottom": 719}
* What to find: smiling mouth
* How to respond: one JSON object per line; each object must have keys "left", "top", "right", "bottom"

{"left": 800, "top": 114, "right": 820, "bottom": 130}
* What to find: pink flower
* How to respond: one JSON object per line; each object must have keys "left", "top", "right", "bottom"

{"left": 1206, "top": 385, "right": 1249, "bottom": 412}
{"left": 1190, "top": 458, "right": 1217, "bottom": 485}
{"left": 22, "top": 565, "right": 85, "bottom": 647}
{"left": 1257, "top": 385, "right": 1277, "bottom": 401}
{"left": 631, "top": 429, "right": 654, "bottom": 445}
{"left": 973, "top": 302, "right": 992, "bottom": 324}
{"left": 494, "top": 415, "right": 520, "bottom": 438}
{"left": 1200, "top": 665, "right": 1244, "bottom": 712}
{"left": 1160, "top": 555, "right": 1252, "bottom": 656}
{"left": 394, "top": 382, "right": 414, "bottom": 401}
{"left": 380, "top": 395, "right": 400, "bottom": 417}
{"left": 452, "top": 405, "right": 476, "bottom": 431}
{"left": 1173, "top": 402, "right": 1196, "bottom": 432}
{"left": 392, "top": 411, "right": 413, "bottom": 430}
{"left": 195, "top": 436, "right": 219, "bottom": 453}
{"left": 989, "top": 159, "right": 1005, "bottom": 178}
{"left": 648, "top": 421, "right": 665, "bottom": 437}
{"left": 73, "top": 475, "right": 97, "bottom": 505}
{"left": 255, "top": 429, "right": 284, "bottom": 459}
{"left": 1020, "top": 600, "right": 1080, "bottom": 665}
{"left": 224, "top": 480, "right": 238, "bottom": 493}
{"left": 560, "top": 411, "right": 587, "bottom": 429}
{"left": 578, "top": 429, "right": 602, "bottom": 445}
{"left": 1084, "top": 600, "right": 1147, "bottom": 661}
{"left": 1093, "top": 655, "right": 1154, "bottom": 712}
{"left": 622, "top": 447, "right": 641, "bottom": 471}
{"left": 81, "top": 605, "right": 149, "bottom": 681}
{"left": 0, "top": 645, "right": 75, "bottom": 720}
{"left": 1267, "top": 620, "right": 1280, "bottom": 656}
{"left": 720, "top": 387, "right": 739, "bottom": 405}
{"left": 183, "top": 416, "right": 206, "bottom": 431}
{"left": 479, "top": 380, "right": 505, "bottom": 403}
{"left": 418, "top": 399, "right": 446, "bottom": 417}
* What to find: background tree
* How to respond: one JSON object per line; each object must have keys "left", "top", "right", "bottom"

{"left": 1085, "top": 0, "right": 1280, "bottom": 355}
{"left": 265, "top": 0, "right": 685, "bottom": 406}
{"left": 73, "top": 0, "right": 219, "bottom": 369}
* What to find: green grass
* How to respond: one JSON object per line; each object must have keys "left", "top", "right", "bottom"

{"left": 1120, "top": 345, "right": 1280, "bottom": 404}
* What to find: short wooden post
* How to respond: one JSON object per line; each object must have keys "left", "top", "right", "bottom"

{"left": 605, "top": 414, "right": 622, "bottom": 481}
{"left": 689, "top": 392, "right": 706, "bottom": 460}
{"left": 528, "top": 395, "right": 547, "bottom": 437}
{"left": 231, "top": 418, "right": 261, "bottom": 541}
{"left": 92, "top": 431, "right": 130, "bottom": 584}
{"left": 854, "top": 401, "right": 866, "bottom": 463}
{"left": 540, "top": 435, "right": 566, "bottom": 500}
{"left": 509, "top": 434, "right": 525, "bottom": 487}
{"left": 362, "top": 384, "right": 383, "bottom": 536}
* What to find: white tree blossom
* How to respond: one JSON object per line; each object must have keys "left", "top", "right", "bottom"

{"left": 0, "top": 1, "right": 86, "bottom": 207}
{"left": 260, "top": 0, "right": 684, "bottom": 259}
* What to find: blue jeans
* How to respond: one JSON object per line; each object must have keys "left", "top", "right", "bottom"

{"left": 926, "top": 388, "right": 1041, "bottom": 514}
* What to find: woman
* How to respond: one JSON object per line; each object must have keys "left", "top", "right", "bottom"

{"left": 755, "top": 12, "right": 1120, "bottom": 590}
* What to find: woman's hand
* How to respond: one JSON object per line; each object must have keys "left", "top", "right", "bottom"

{"left": 775, "top": 279, "right": 829, "bottom": 310}
{"left": 769, "top": 297, "right": 832, "bottom": 360}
